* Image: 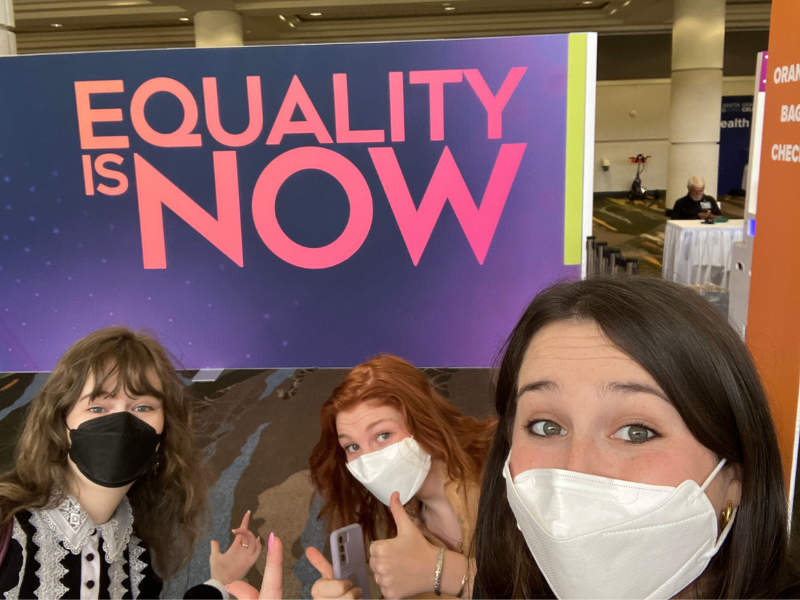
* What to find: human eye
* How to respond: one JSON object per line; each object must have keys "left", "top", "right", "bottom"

{"left": 613, "top": 423, "right": 659, "bottom": 444}
{"left": 133, "top": 405, "right": 152, "bottom": 413}
{"left": 344, "top": 443, "right": 360, "bottom": 454}
{"left": 527, "top": 419, "right": 567, "bottom": 437}
{"left": 376, "top": 432, "right": 391, "bottom": 442}
{"left": 88, "top": 405, "right": 104, "bottom": 414}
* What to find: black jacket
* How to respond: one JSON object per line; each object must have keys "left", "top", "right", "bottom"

{"left": 670, "top": 194, "right": 722, "bottom": 220}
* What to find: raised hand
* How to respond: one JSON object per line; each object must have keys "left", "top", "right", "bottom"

{"left": 306, "top": 546, "right": 363, "bottom": 599}
{"left": 368, "top": 492, "right": 440, "bottom": 598}
{"left": 210, "top": 511, "right": 263, "bottom": 585}
{"left": 226, "top": 532, "right": 284, "bottom": 600}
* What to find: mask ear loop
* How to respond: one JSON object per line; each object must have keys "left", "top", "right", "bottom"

{"left": 688, "top": 458, "right": 728, "bottom": 502}
{"left": 699, "top": 458, "right": 728, "bottom": 493}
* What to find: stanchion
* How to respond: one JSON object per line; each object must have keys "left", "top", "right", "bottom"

{"left": 586, "top": 236, "right": 596, "bottom": 277}
{"left": 596, "top": 242, "right": 608, "bottom": 276}
{"left": 608, "top": 249, "right": 621, "bottom": 276}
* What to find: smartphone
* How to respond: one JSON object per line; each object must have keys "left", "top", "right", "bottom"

{"left": 330, "top": 523, "right": 371, "bottom": 599}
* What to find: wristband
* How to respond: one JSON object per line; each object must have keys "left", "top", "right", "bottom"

{"left": 434, "top": 547, "right": 445, "bottom": 596}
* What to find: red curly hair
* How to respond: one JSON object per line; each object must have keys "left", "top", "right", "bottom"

{"left": 309, "top": 354, "right": 496, "bottom": 541}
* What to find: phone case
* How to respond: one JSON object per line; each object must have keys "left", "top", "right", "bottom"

{"left": 330, "top": 523, "right": 372, "bottom": 599}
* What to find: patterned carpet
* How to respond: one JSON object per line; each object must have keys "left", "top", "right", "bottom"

{"left": 592, "top": 193, "right": 746, "bottom": 276}
{"left": 0, "top": 368, "right": 495, "bottom": 598}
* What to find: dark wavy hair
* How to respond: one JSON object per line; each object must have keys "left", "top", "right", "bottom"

{"left": 472, "top": 276, "right": 794, "bottom": 599}
{"left": 0, "top": 327, "right": 208, "bottom": 579}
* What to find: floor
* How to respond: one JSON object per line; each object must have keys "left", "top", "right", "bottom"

{"left": 591, "top": 193, "right": 746, "bottom": 276}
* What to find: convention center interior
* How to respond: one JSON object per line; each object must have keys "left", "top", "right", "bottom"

{"left": 1, "top": 0, "right": 799, "bottom": 598}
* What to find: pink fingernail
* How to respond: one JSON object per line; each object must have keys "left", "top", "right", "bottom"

{"left": 224, "top": 585, "right": 231, "bottom": 592}
{"left": 268, "top": 532, "right": 275, "bottom": 551}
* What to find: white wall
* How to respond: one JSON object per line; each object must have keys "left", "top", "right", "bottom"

{"left": 593, "top": 76, "right": 755, "bottom": 193}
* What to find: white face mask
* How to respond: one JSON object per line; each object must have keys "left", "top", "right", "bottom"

{"left": 346, "top": 437, "right": 432, "bottom": 505}
{"left": 503, "top": 454, "right": 736, "bottom": 599}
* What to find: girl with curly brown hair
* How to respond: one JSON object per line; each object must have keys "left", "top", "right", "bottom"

{"left": 0, "top": 327, "right": 260, "bottom": 599}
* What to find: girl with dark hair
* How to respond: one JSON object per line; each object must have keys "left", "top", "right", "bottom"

{"left": 306, "top": 354, "right": 496, "bottom": 599}
{"left": 472, "top": 276, "right": 797, "bottom": 599}
{"left": 0, "top": 327, "right": 261, "bottom": 599}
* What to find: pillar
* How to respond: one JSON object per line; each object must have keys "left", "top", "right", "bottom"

{"left": 194, "top": 10, "right": 243, "bottom": 48}
{"left": 667, "top": 0, "right": 726, "bottom": 208}
{"left": 0, "top": 0, "right": 16, "bottom": 56}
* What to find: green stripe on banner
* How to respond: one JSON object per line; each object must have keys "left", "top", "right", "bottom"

{"left": 564, "top": 34, "right": 587, "bottom": 266}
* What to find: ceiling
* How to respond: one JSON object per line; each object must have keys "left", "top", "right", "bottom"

{"left": 9, "top": 0, "right": 771, "bottom": 54}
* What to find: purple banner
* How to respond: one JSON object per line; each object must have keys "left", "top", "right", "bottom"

{"left": 0, "top": 35, "right": 576, "bottom": 370}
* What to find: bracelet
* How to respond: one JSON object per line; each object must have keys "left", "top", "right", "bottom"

{"left": 434, "top": 547, "right": 445, "bottom": 596}
{"left": 456, "top": 569, "right": 468, "bottom": 598}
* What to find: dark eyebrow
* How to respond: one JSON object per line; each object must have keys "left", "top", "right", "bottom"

{"left": 517, "top": 380, "right": 559, "bottom": 398}
{"left": 605, "top": 382, "right": 670, "bottom": 403}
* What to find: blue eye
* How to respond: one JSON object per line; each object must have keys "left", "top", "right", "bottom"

{"left": 376, "top": 432, "right": 391, "bottom": 442}
{"left": 345, "top": 444, "right": 360, "bottom": 453}
{"left": 133, "top": 405, "right": 152, "bottom": 412}
{"left": 88, "top": 406, "right": 104, "bottom": 414}
{"left": 528, "top": 420, "right": 567, "bottom": 437}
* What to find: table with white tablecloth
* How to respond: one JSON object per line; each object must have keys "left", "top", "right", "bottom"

{"left": 662, "top": 220, "right": 743, "bottom": 288}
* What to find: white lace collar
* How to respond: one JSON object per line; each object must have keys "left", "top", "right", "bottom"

{"left": 38, "top": 494, "right": 134, "bottom": 563}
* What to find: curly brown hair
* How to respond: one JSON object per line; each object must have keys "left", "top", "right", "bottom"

{"left": 309, "top": 354, "right": 496, "bottom": 542}
{"left": 0, "top": 327, "right": 208, "bottom": 579}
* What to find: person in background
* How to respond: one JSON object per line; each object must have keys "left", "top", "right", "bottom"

{"left": 471, "top": 277, "right": 799, "bottom": 599}
{"left": 670, "top": 175, "right": 722, "bottom": 220}
{"left": 306, "top": 354, "right": 496, "bottom": 599}
{"left": 0, "top": 327, "right": 260, "bottom": 599}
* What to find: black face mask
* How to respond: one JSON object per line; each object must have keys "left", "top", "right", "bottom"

{"left": 68, "top": 412, "right": 163, "bottom": 488}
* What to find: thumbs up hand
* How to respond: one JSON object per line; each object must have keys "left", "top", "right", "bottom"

{"left": 368, "top": 492, "right": 441, "bottom": 599}
{"left": 306, "top": 547, "right": 363, "bottom": 599}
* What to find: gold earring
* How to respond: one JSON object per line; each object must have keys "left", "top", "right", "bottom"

{"left": 719, "top": 501, "right": 733, "bottom": 529}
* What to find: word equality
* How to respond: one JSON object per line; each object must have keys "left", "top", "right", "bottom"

{"left": 74, "top": 69, "right": 529, "bottom": 271}
{"left": 75, "top": 68, "right": 528, "bottom": 149}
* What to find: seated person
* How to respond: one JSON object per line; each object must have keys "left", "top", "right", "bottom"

{"left": 670, "top": 175, "right": 722, "bottom": 220}
{"left": 472, "top": 276, "right": 799, "bottom": 599}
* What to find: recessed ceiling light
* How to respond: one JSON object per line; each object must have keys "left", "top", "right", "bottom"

{"left": 610, "top": 8, "right": 618, "bottom": 14}
{"left": 179, "top": 17, "right": 189, "bottom": 21}
{"left": 581, "top": 0, "right": 593, "bottom": 4}
{"left": 623, "top": 0, "right": 632, "bottom": 5}
{"left": 445, "top": 6, "right": 455, "bottom": 10}
{"left": 288, "top": 21, "right": 296, "bottom": 27}
{"left": 279, "top": 14, "right": 287, "bottom": 21}
{"left": 50, "top": 23, "right": 63, "bottom": 27}
{"left": 310, "top": 12, "right": 322, "bottom": 16}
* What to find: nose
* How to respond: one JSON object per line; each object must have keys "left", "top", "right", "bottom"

{"left": 564, "top": 435, "right": 610, "bottom": 478}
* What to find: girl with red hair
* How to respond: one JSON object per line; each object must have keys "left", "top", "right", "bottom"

{"left": 305, "top": 354, "right": 496, "bottom": 599}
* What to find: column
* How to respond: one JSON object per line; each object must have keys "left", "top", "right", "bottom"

{"left": 0, "top": 0, "right": 16, "bottom": 56}
{"left": 666, "top": 0, "right": 726, "bottom": 208}
{"left": 194, "top": 10, "right": 243, "bottom": 48}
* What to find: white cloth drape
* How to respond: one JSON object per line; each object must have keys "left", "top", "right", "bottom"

{"left": 662, "top": 220, "right": 743, "bottom": 288}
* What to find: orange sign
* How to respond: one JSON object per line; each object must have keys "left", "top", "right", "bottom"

{"left": 748, "top": 0, "right": 800, "bottom": 490}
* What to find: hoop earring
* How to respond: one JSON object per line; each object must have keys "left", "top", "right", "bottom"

{"left": 719, "top": 501, "right": 733, "bottom": 530}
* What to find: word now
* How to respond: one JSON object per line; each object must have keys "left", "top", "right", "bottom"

{"left": 74, "top": 68, "right": 527, "bottom": 149}
{"left": 115, "top": 144, "right": 527, "bottom": 269}
{"left": 774, "top": 64, "right": 800, "bottom": 84}
{"left": 771, "top": 143, "right": 800, "bottom": 162}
